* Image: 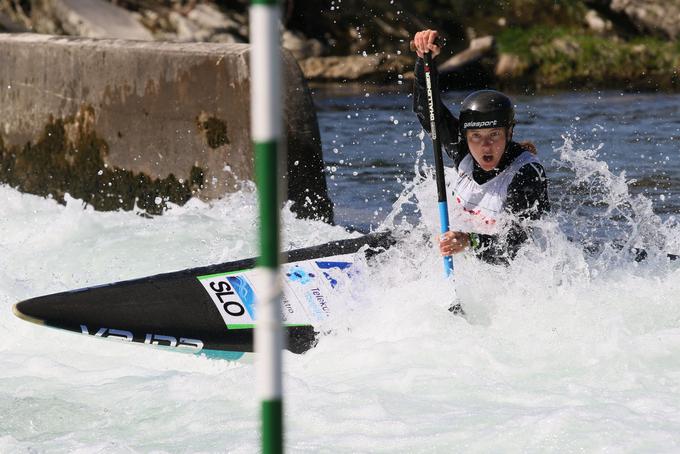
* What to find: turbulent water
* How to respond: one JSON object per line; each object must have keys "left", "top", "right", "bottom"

{"left": 1, "top": 90, "right": 680, "bottom": 452}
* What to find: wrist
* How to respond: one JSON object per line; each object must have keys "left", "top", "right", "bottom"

{"left": 468, "top": 232, "right": 480, "bottom": 250}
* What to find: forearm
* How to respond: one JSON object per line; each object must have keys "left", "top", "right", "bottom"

{"left": 413, "top": 58, "right": 462, "bottom": 164}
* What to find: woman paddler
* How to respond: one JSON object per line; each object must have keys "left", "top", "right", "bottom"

{"left": 412, "top": 29, "right": 550, "bottom": 265}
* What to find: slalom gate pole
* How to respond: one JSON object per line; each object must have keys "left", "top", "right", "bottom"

{"left": 250, "top": 1, "right": 284, "bottom": 453}
{"left": 423, "top": 50, "right": 454, "bottom": 277}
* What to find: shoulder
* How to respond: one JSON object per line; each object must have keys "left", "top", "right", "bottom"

{"left": 506, "top": 160, "right": 550, "bottom": 216}
{"left": 507, "top": 143, "right": 547, "bottom": 182}
{"left": 514, "top": 161, "right": 547, "bottom": 184}
{"left": 507, "top": 158, "right": 548, "bottom": 198}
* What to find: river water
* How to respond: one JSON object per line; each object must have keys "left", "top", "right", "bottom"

{"left": 1, "top": 89, "right": 680, "bottom": 452}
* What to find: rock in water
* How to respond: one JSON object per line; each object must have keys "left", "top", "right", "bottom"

{"left": 609, "top": 0, "right": 680, "bottom": 40}
{"left": 47, "top": 0, "right": 153, "bottom": 40}
{"left": 0, "top": 12, "right": 28, "bottom": 33}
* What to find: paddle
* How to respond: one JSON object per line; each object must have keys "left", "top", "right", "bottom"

{"left": 420, "top": 39, "right": 454, "bottom": 277}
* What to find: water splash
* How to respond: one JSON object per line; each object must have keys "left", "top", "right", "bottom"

{"left": 1, "top": 129, "right": 680, "bottom": 451}
{"left": 553, "top": 134, "right": 679, "bottom": 266}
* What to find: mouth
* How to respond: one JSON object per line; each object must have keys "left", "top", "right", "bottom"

{"left": 482, "top": 154, "right": 494, "bottom": 163}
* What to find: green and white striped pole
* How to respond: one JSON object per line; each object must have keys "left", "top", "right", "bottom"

{"left": 250, "top": 1, "right": 284, "bottom": 453}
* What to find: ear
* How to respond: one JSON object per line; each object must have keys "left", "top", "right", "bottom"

{"left": 507, "top": 125, "right": 514, "bottom": 142}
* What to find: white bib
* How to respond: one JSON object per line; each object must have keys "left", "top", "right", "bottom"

{"left": 449, "top": 151, "right": 539, "bottom": 235}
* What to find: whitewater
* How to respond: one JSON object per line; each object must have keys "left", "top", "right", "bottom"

{"left": 2, "top": 94, "right": 680, "bottom": 451}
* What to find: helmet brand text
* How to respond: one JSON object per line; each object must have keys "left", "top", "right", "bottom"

{"left": 464, "top": 120, "right": 499, "bottom": 129}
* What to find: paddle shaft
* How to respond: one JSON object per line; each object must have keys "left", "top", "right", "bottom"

{"left": 423, "top": 51, "right": 454, "bottom": 277}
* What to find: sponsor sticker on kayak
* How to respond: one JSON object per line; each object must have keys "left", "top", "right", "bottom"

{"left": 197, "top": 254, "right": 354, "bottom": 330}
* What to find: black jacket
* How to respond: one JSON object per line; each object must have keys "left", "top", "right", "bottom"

{"left": 413, "top": 57, "right": 550, "bottom": 264}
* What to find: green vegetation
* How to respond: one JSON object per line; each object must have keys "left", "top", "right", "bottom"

{"left": 0, "top": 106, "right": 205, "bottom": 215}
{"left": 497, "top": 26, "right": 680, "bottom": 90}
{"left": 284, "top": 0, "right": 679, "bottom": 90}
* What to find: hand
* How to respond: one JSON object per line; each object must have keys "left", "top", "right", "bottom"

{"left": 438, "top": 231, "right": 470, "bottom": 256}
{"left": 411, "top": 29, "right": 442, "bottom": 58}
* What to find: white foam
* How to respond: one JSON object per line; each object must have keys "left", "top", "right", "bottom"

{"left": 1, "top": 136, "right": 680, "bottom": 452}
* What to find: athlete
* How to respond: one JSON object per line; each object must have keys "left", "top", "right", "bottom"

{"left": 412, "top": 30, "right": 550, "bottom": 265}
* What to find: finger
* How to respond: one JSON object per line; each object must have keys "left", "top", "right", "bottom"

{"left": 426, "top": 30, "right": 438, "bottom": 47}
{"left": 411, "top": 38, "right": 423, "bottom": 57}
{"left": 410, "top": 40, "right": 423, "bottom": 57}
{"left": 410, "top": 36, "right": 421, "bottom": 52}
{"left": 422, "top": 30, "right": 434, "bottom": 52}
{"left": 415, "top": 30, "right": 432, "bottom": 54}
{"left": 417, "top": 32, "right": 428, "bottom": 53}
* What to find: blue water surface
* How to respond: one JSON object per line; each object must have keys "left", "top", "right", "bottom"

{"left": 314, "top": 87, "right": 680, "bottom": 245}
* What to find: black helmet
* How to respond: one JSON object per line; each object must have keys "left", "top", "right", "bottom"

{"left": 459, "top": 90, "right": 515, "bottom": 133}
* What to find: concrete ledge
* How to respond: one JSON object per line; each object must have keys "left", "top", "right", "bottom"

{"left": 0, "top": 33, "right": 332, "bottom": 221}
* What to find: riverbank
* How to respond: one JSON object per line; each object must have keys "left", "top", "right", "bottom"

{"left": 495, "top": 26, "right": 680, "bottom": 92}
{"left": 1, "top": 0, "right": 679, "bottom": 92}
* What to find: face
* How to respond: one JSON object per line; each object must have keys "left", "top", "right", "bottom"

{"left": 466, "top": 128, "right": 507, "bottom": 171}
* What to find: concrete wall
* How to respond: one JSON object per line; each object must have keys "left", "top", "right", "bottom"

{"left": 0, "top": 33, "right": 332, "bottom": 221}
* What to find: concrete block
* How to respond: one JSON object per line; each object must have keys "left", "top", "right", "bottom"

{"left": 0, "top": 33, "right": 332, "bottom": 221}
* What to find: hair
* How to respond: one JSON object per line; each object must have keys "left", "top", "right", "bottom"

{"left": 519, "top": 141, "right": 537, "bottom": 155}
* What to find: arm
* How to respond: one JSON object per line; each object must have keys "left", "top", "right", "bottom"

{"left": 413, "top": 58, "right": 464, "bottom": 166}
{"left": 471, "top": 162, "right": 550, "bottom": 264}
{"left": 411, "top": 30, "right": 465, "bottom": 168}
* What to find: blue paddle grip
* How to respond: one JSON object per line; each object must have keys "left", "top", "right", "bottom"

{"left": 438, "top": 201, "right": 454, "bottom": 276}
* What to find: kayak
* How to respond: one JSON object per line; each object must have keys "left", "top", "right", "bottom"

{"left": 13, "top": 231, "right": 395, "bottom": 359}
